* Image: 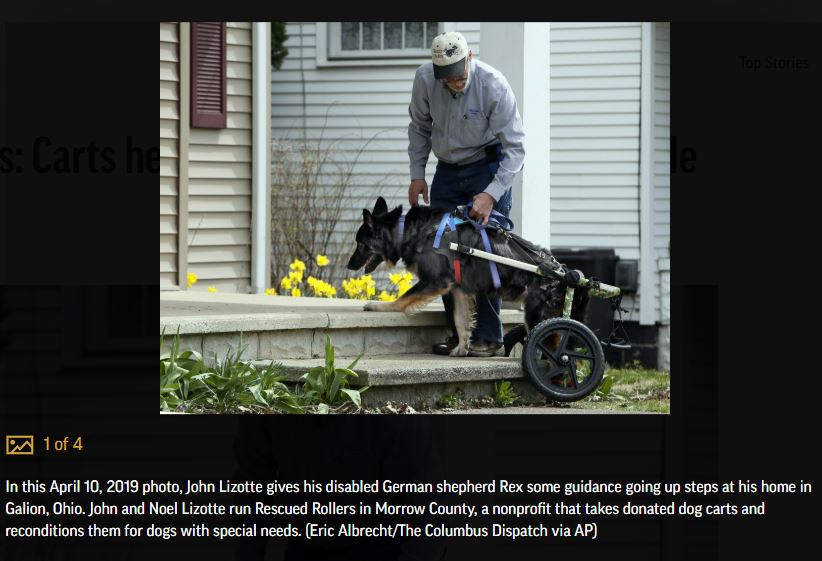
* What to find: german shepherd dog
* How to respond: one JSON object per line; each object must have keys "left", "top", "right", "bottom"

{"left": 346, "top": 197, "right": 589, "bottom": 357}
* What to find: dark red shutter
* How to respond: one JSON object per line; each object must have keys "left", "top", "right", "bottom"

{"left": 191, "top": 22, "right": 227, "bottom": 128}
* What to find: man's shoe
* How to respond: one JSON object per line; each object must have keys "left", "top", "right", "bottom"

{"left": 432, "top": 336, "right": 459, "bottom": 355}
{"left": 467, "top": 339, "right": 502, "bottom": 357}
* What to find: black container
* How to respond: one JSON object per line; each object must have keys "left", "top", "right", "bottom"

{"left": 551, "top": 248, "right": 619, "bottom": 285}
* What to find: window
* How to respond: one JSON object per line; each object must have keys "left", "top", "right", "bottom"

{"left": 328, "top": 22, "right": 440, "bottom": 59}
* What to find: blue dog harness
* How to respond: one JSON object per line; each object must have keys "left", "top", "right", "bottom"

{"left": 460, "top": 204, "right": 513, "bottom": 289}
{"left": 433, "top": 205, "right": 513, "bottom": 289}
{"left": 432, "top": 213, "right": 463, "bottom": 249}
{"left": 394, "top": 205, "right": 514, "bottom": 289}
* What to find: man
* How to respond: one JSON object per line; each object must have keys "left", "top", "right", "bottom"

{"left": 407, "top": 31, "right": 526, "bottom": 357}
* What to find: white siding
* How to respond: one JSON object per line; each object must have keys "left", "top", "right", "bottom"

{"left": 550, "top": 22, "right": 642, "bottom": 262}
{"left": 160, "top": 23, "right": 179, "bottom": 287}
{"left": 653, "top": 23, "right": 671, "bottom": 322}
{"left": 270, "top": 20, "right": 667, "bottom": 323}
{"left": 271, "top": 22, "right": 479, "bottom": 285}
{"left": 187, "top": 22, "right": 254, "bottom": 293}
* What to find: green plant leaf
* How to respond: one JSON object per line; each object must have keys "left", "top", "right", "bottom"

{"left": 306, "top": 366, "right": 326, "bottom": 391}
{"left": 340, "top": 388, "right": 362, "bottom": 409}
{"left": 249, "top": 383, "right": 267, "bottom": 405}
{"left": 334, "top": 368, "right": 358, "bottom": 379}
{"left": 596, "top": 374, "right": 614, "bottom": 397}
{"left": 324, "top": 334, "right": 334, "bottom": 371}
{"left": 270, "top": 399, "right": 304, "bottom": 415}
{"left": 163, "top": 364, "right": 187, "bottom": 386}
{"left": 346, "top": 352, "right": 365, "bottom": 370}
{"left": 204, "top": 374, "right": 228, "bottom": 390}
{"left": 329, "top": 370, "right": 349, "bottom": 404}
{"left": 179, "top": 349, "right": 204, "bottom": 363}
{"left": 238, "top": 332, "right": 245, "bottom": 360}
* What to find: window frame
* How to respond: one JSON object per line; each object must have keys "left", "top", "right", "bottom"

{"left": 316, "top": 22, "right": 440, "bottom": 68}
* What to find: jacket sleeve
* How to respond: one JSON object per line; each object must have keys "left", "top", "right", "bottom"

{"left": 483, "top": 80, "right": 526, "bottom": 202}
{"left": 407, "top": 68, "right": 433, "bottom": 181}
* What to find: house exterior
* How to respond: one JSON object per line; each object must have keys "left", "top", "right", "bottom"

{"left": 158, "top": 21, "right": 670, "bottom": 369}
{"left": 269, "top": 22, "right": 670, "bottom": 368}
{"left": 160, "top": 22, "right": 272, "bottom": 294}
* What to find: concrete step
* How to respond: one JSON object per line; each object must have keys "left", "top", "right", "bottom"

{"left": 259, "top": 353, "right": 544, "bottom": 408}
{"left": 161, "top": 292, "right": 523, "bottom": 362}
{"left": 161, "top": 292, "right": 528, "bottom": 409}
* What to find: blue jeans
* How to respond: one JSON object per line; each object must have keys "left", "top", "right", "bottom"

{"left": 430, "top": 158, "right": 513, "bottom": 344}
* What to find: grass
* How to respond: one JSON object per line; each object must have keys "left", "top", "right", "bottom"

{"left": 401, "top": 365, "right": 670, "bottom": 414}
{"left": 492, "top": 380, "right": 518, "bottom": 407}
{"left": 439, "top": 389, "right": 466, "bottom": 409}
{"left": 423, "top": 363, "right": 669, "bottom": 413}
{"left": 423, "top": 364, "right": 670, "bottom": 413}
{"left": 566, "top": 365, "right": 670, "bottom": 413}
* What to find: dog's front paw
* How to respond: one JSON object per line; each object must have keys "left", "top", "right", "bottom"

{"left": 363, "top": 301, "right": 381, "bottom": 312}
{"left": 449, "top": 345, "right": 469, "bottom": 357}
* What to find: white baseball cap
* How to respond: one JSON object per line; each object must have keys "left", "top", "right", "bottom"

{"left": 431, "top": 31, "right": 469, "bottom": 80}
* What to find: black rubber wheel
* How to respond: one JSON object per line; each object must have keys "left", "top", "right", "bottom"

{"left": 522, "top": 318, "right": 605, "bottom": 402}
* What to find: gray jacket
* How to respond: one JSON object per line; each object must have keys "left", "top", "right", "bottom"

{"left": 407, "top": 58, "right": 526, "bottom": 202}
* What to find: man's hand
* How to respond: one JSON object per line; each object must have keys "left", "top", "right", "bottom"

{"left": 470, "top": 192, "right": 496, "bottom": 225}
{"left": 408, "top": 180, "right": 429, "bottom": 207}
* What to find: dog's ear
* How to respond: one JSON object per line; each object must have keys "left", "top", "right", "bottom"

{"left": 373, "top": 197, "right": 388, "bottom": 216}
{"left": 386, "top": 205, "right": 403, "bottom": 223}
{"left": 363, "top": 208, "right": 375, "bottom": 228}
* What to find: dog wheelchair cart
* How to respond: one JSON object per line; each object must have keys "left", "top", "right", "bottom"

{"left": 448, "top": 240, "right": 630, "bottom": 402}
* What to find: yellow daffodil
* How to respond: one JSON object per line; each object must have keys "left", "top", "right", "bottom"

{"left": 187, "top": 272, "right": 199, "bottom": 288}
{"left": 397, "top": 280, "right": 413, "bottom": 296}
{"left": 280, "top": 277, "right": 292, "bottom": 290}
{"left": 316, "top": 254, "right": 330, "bottom": 267}
{"left": 265, "top": 288, "right": 277, "bottom": 296}
{"left": 306, "top": 276, "right": 336, "bottom": 298}
{"left": 291, "top": 287, "right": 301, "bottom": 297}
{"left": 289, "top": 259, "right": 306, "bottom": 272}
{"left": 342, "top": 274, "right": 382, "bottom": 300}
{"left": 207, "top": 286, "right": 217, "bottom": 293}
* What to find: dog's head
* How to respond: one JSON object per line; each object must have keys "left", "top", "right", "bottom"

{"left": 346, "top": 197, "right": 403, "bottom": 274}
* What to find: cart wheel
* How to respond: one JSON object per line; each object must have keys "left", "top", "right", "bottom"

{"left": 522, "top": 318, "right": 605, "bottom": 402}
